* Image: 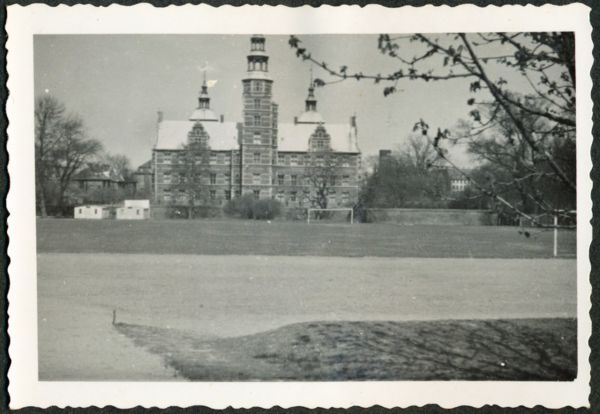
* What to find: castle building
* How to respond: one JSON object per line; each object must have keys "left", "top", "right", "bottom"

{"left": 152, "top": 35, "right": 361, "bottom": 208}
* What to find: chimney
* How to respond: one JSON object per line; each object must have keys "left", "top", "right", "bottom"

{"left": 220, "top": 114, "right": 224, "bottom": 123}
{"left": 379, "top": 149, "right": 392, "bottom": 160}
{"left": 294, "top": 116, "right": 298, "bottom": 125}
{"left": 350, "top": 115, "right": 357, "bottom": 128}
{"left": 157, "top": 110, "right": 163, "bottom": 124}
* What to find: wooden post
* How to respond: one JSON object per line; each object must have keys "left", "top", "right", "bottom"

{"left": 553, "top": 214, "right": 558, "bottom": 257}
{"left": 112, "top": 309, "right": 117, "bottom": 325}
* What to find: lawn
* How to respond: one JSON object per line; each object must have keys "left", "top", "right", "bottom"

{"left": 37, "top": 253, "right": 576, "bottom": 380}
{"left": 36, "top": 218, "right": 576, "bottom": 258}
{"left": 115, "top": 318, "right": 577, "bottom": 381}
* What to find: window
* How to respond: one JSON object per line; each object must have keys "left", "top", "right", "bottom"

{"left": 291, "top": 175, "right": 297, "bottom": 186}
{"left": 254, "top": 152, "right": 261, "bottom": 164}
{"left": 162, "top": 173, "right": 171, "bottom": 184}
{"left": 290, "top": 155, "right": 298, "bottom": 166}
{"left": 94, "top": 209, "right": 98, "bottom": 214}
{"left": 136, "top": 209, "right": 140, "bottom": 215}
{"left": 342, "top": 175, "right": 350, "bottom": 186}
{"left": 253, "top": 81, "right": 262, "bottom": 92}
{"left": 254, "top": 115, "right": 261, "bottom": 126}
{"left": 210, "top": 153, "right": 217, "bottom": 165}
{"left": 210, "top": 190, "right": 216, "bottom": 200}
{"left": 225, "top": 190, "right": 231, "bottom": 200}
{"left": 278, "top": 174, "right": 284, "bottom": 185}
{"left": 254, "top": 98, "right": 261, "bottom": 109}
{"left": 316, "top": 156, "right": 324, "bottom": 166}
{"left": 235, "top": 190, "right": 241, "bottom": 198}
{"left": 330, "top": 176, "right": 337, "bottom": 186}
{"left": 253, "top": 189, "right": 260, "bottom": 199}
{"left": 234, "top": 174, "right": 240, "bottom": 184}
{"left": 342, "top": 157, "right": 350, "bottom": 168}
{"left": 342, "top": 192, "right": 350, "bottom": 203}
{"left": 78, "top": 208, "right": 82, "bottom": 214}
{"left": 253, "top": 173, "right": 261, "bottom": 185}
{"left": 253, "top": 133, "right": 262, "bottom": 144}
{"left": 217, "top": 154, "right": 224, "bottom": 164}
{"left": 290, "top": 191, "right": 297, "bottom": 202}
{"left": 210, "top": 173, "right": 216, "bottom": 185}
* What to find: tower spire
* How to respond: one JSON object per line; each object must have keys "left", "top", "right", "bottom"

{"left": 189, "top": 65, "right": 219, "bottom": 121}
{"left": 198, "top": 70, "right": 210, "bottom": 109}
{"left": 305, "top": 67, "right": 317, "bottom": 112}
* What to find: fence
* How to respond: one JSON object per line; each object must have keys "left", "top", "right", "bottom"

{"left": 365, "top": 208, "right": 497, "bottom": 226}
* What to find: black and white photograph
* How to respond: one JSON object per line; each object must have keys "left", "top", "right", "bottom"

{"left": 5, "top": 3, "right": 593, "bottom": 409}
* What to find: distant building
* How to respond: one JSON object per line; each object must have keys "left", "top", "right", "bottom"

{"left": 152, "top": 35, "right": 361, "bottom": 208}
{"left": 448, "top": 168, "right": 472, "bottom": 193}
{"left": 73, "top": 168, "right": 137, "bottom": 194}
{"left": 133, "top": 160, "right": 153, "bottom": 196}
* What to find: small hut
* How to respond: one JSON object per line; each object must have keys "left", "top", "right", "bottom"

{"left": 74, "top": 205, "right": 112, "bottom": 219}
{"left": 116, "top": 200, "right": 150, "bottom": 220}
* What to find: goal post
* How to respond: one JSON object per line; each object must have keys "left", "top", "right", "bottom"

{"left": 307, "top": 208, "right": 354, "bottom": 224}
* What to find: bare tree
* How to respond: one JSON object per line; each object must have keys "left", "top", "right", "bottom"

{"left": 50, "top": 115, "right": 103, "bottom": 212}
{"left": 102, "top": 153, "right": 132, "bottom": 179}
{"left": 35, "top": 95, "right": 65, "bottom": 217}
{"left": 305, "top": 150, "right": 339, "bottom": 210}
{"left": 35, "top": 95, "right": 102, "bottom": 215}
{"left": 170, "top": 123, "right": 212, "bottom": 219}
{"left": 288, "top": 32, "right": 576, "bottom": 227}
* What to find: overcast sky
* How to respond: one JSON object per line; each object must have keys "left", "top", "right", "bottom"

{"left": 34, "top": 34, "right": 527, "bottom": 168}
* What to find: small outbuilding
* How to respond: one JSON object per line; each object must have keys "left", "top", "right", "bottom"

{"left": 74, "top": 205, "right": 112, "bottom": 219}
{"left": 116, "top": 199, "right": 151, "bottom": 220}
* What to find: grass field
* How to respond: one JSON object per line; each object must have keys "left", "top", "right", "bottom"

{"left": 36, "top": 218, "right": 577, "bottom": 258}
{"left": 115, "top": 318, "right": 577, "bottom": 381}
{"left": 37, "top": 253, "right": 576, "bottom": 380}
{"left": 36, "top": 218, "right": 578, "bottom": 381}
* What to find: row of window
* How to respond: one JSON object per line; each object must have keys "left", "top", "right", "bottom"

{"left": 276, "top": 174, "right": 351, "bottom": 187}
{"left": 161, "top": 189, "right": 352, "bottom": 205}
{"left": 162, "top": 189, "right": 234, "bottom": 202}
{"left": 247, "top": 60, "right": 268, "bottom": 72}
{"left": 244, "top": 115, "right": 274, "bottom": 127}
{"left": 156, "top": 152, "right": 357, "bottom": 167}
{"left": 160, "top": 172, "right": 239, "bottom": 185}
{"left": 243, "top": 80, "right": 272, "bottom": 94}
{"left": 159, "top": 171, "right": 354, "bottom": 187}
{"left": 157, "top": 152, "right": 237, "bottom": 165}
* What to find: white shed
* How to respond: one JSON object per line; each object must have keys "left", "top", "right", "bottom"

{"left": 74, "top": 205, "right": 111, "bottom": 219}
{"left": 116, "top": 205, "right": 150, "bottom": 220}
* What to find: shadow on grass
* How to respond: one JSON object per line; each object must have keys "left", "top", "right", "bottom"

{"left": 114, "top": 318, "right": 576, "bottom": 381}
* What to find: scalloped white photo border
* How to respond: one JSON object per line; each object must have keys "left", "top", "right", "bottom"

{"left": 6, "top": 3, "right": 593, "bottom": 409}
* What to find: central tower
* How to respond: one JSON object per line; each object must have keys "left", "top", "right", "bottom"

{"left": 240, "top": 35, "right": 278, "bottom": 198}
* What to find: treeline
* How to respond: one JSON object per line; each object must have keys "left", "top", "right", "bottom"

{"left": 35, "top": 95, "right": 137, "bottom": 216}
{"left": 360, "top": 137, "right": 451, "bottom": 209}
